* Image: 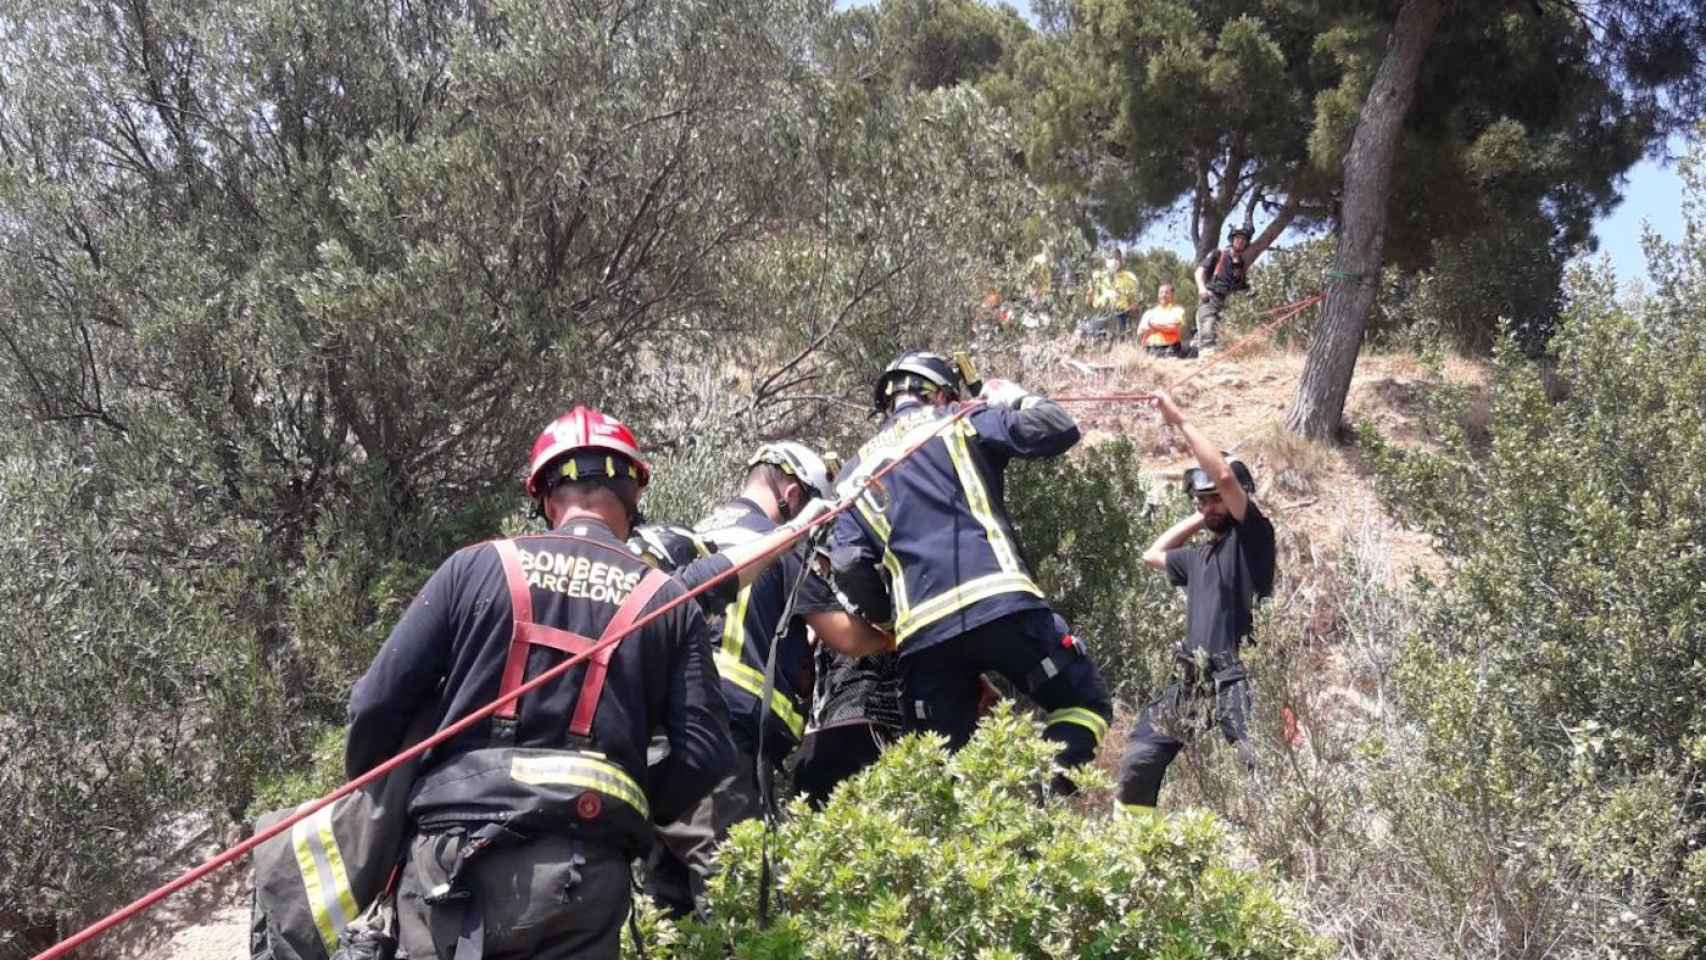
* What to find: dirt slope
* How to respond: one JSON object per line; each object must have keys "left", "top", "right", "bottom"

{"left": 1028, "top": 335, "right": 1487, "bottom": 583}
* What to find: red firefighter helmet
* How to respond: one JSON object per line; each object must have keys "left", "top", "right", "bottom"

{"left": 524, "top": 406, "right": 652, "bottom": 499}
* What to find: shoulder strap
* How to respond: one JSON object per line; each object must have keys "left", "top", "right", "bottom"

{"left": 491, "top": 540, "right": 541, "bottom": 729}
{"left": 568, "top": 568, "right": 672, "bottom": 738}
{"left": 1212, "top": 248, "right": 1234, "bottom": 281}
{"left": 488, "top": 540, "right": 668, "bottom": 743}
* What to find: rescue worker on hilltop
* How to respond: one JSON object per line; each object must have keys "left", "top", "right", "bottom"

{"left": 1193, "top": 225, "right": 1255, "bottom": 356}
{"left": 1079, "top": 247, "right": 1141, "bottom": 339}
{"left": 1116, "top": 390, "right": 1276, "bottom": 814}
{"left": 1134, "top": 282, "right": 1187, "bottom": 359}
{"left": 345, "top": 406, "right": 742, "bottom": 960}
{"left": 639, "top": 443, "right": 889, "bottom": 917}
{"left": 827, "top": 351, "right": 1115, "bottom": 795}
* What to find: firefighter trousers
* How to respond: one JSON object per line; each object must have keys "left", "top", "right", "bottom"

{"left": 644, "top": 748, "right": 766, "bottom": 919}
{"left": 792, "top": 721, "right": 891, "bottom": 808}
{"left": 396, "top": 830, "right": 630, "bottom": 960}
{"left": 899, "top": 607, "right": 1113, "bottom": 793}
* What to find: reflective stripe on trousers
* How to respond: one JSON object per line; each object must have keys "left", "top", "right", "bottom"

{"left": 508, "top": 751, "right": 651, "bottom": 819}
{"left": 291, "top": 803, "right": 361, "bottom": 953}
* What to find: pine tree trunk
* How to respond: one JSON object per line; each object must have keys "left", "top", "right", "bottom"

{"left": 1285, "top": 0, "right": 1445, "bottom": 441}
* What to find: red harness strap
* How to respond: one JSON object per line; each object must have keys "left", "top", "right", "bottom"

{"left": 489, "top": 538, "right": 671, "bottom": 739}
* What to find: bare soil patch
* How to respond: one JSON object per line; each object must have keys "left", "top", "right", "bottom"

{"left": 1034, "top": 334, "right": 1488, "bottom": 584}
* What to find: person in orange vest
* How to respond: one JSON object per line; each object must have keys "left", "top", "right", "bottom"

{"left": 1134, "top": 282, "right": 1187, "bottom": 358}
{"left": 346, "top": 406, "right": 748, "bottom": 960}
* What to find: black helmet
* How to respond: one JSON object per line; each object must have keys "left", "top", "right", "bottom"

{"left": 1183, "top": 456, "right": 1255, "bottom": 495}
{"left": 629, "top": 524, "right": 714, "bottom": 572}
{"left": 1227, "top": 225, "right": 1254, "bottom": 242}
{"left": 872, "top": 351, "right": 963, "bottom": 412}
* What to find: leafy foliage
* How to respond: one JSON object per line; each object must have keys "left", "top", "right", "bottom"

{"left": 1352, "top": 177, "right": 1706, "bottom": 951}
{"left": 0, "top": 0, "right": 1057, "bottom": 938}
{"left": 638, "top": 707, "right": 1326, "bottom": 959}
{"left": 1003, "top": 0, "right": 1339, "bottom": 254}
{"left": 824, "top": 0, "right": 1031, "bottom": 94}
{"left": 1227, "top": 224, "right": 1563, "bottom": 356}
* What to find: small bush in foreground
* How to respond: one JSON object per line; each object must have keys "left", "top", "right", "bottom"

{"left": 634, "top": 706, "right": 1327, "bottom": 959}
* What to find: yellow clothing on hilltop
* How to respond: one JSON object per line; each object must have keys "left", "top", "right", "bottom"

{"left": 1090, "top": 269, "right": 1140, "bottom": 313}
{"left": 1138, "top": 304, "right": 1185, "bottom": 346}
{"left": 1028, "top": 253, "right": 1053, "bottom": 298}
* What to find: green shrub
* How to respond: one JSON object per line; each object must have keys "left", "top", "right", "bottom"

{"left": 244, "top": 725, "right": 348, "bottom": 822}
{"left": 0, "top": 450, "right": 258, "bottom": 951}
{"left": 1234, "top": 216, "right": 1566, "bottom": 356}
{"left": 1006, "top": 437, "right": 1183, "bottom": 704}
{"left": 635, "top": 705, "right": 1327, "bottom": 959}
{"left": 1354, "top": 242, "right": 1706, "bottom": 954}
{"left": 0, "top": 0, "right": 1057, "bottom": 944}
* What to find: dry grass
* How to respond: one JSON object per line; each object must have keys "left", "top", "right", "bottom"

{"left": 1241, "top": 422, "right": 1338, "bottom": 502}
{"left": 1038, "top": 338, "right": 1481, "bottom": 586}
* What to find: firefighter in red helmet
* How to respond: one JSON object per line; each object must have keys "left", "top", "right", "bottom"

{"left": 347, "top": 405, "right": 735, "bottom": 960}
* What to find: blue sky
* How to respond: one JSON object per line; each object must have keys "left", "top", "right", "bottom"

{"left": 1589, "top": 139, "right": 1691, "bottom": 283}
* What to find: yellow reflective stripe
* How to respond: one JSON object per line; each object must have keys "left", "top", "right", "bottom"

{"left": 1045, "top": 707, "right": 1110, "bottom": 744}
{"left": 855, "top": 494, "right": 892, "bottom": 544}
{"left": 853, "top": 407, "right": 953, "bottom": 467}
{"left": 943, "top": 426, "right": 1019, "bottom": 573}
{"left": 290, "top": 806, "right": 344, "bottom": 953}
{"left": 317, "top": 810, "right": 360, "bottom": 935}
{"left": 509, "top": 753, "right": 650, "bottom": 818}
{"left": 880, "top": 547, "right": 907, "bottom": 626}
{"left": 854, "top": 495, "right": 907, "bottom": 623}
{"left": 714, "top": 649, "right": 806, "bottom": 739}
{"left": 893, "top": 571, "right": 1043, "bottom": 644}
{"left": 720, "top": 585, "right": 752, "bottom": 660}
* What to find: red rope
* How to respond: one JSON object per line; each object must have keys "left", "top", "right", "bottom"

{"left": 1166, "top": 291, "right": 1322, "bottom": 390}
{"left": 32, "top": 401, "right": 988, "bottom": 960}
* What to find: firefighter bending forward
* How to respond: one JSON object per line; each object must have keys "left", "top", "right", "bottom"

{"left": 829, "top": 352, "right": 1114, "bottom": 794}
{"left": 346, "top": 406, "right": 735, "bottom": 960}
{"left": 644, "top": 442, "right": 881, "bottom": 917}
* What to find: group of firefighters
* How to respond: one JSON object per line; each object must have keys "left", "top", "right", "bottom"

{"left": 306, "top": 332, "right": 1275, "bottom": 959}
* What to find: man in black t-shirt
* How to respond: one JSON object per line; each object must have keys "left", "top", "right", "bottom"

{"left": 1116, "top": 391, "right": 1276, "bottom": 812}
